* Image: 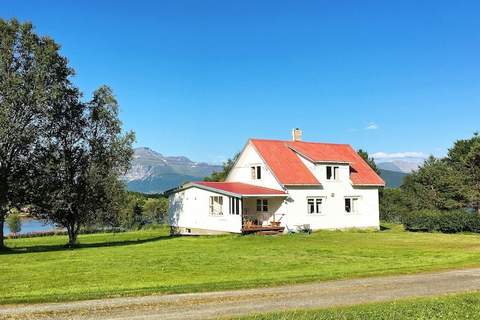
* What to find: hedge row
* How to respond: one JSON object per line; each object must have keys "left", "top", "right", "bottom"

{"left": 402, "top": 209, "right": 480, "bottom": 233}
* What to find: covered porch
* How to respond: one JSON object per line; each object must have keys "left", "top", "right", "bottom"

{"left": 189, "top": 181, "right": 288, "bottom": 234}
{"left": 241, "top": 196, "right": 287, "bottom": 234}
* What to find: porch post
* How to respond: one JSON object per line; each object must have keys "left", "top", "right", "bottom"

{"left": 240, "top": 197, "right": 244, "bottom": 227}
{"left": 272, "top": 200, "right": 276, "bottom": 223}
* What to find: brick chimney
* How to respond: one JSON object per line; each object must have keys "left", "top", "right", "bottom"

{"left": 292, "top": 128, "right": 302, "bottom": 141}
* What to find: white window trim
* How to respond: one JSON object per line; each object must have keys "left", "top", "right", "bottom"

{"left": 229, "top": 197, "right": 241, "bottom": 215}
{"left": 344, "top": 196, "right": 361, "bottom": 214}
{"left": 326, "top": 165, "right": 340, "bottom": 181}
{"left": 209, "top": 196, "right": 224, "bottom": 216}
{"left": 307, "top": 196, "right": 326, "bottom": 215}
{"left": 250, "top": 165, "right": 262, "bottom": 180}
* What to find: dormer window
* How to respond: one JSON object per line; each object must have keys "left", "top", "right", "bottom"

{"left": 326, "top": 166, "right": 339, "bottom": 181}
{"left": 251, "top": 165, "right": 262, "bottom": 180}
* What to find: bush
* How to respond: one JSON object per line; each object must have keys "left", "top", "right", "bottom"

{"left": 402, "top": 209, "right": 480, "bottom": 233}
{"left": 6, "top": 211, "right": 22, "bottom": 235}
{"left": 380, "top": 188, "right": 409, "bottom": 223}
{"left": 143, "top": 198, "right": 168, "bottom": 224}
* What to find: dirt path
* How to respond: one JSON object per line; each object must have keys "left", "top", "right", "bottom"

{"left": 2, "top": 268, "right": 480, "bottom": 320}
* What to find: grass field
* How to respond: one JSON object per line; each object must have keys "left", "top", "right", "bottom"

{"left": 233, "top": 292, "right": 480, "bottom": 320}
{"left": 2, "top": 224, "right": 480, "bottom": 304}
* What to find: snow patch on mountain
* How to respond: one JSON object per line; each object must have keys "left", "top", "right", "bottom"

{"left": 124, "top": 147, "right": 222, "bottom": 193}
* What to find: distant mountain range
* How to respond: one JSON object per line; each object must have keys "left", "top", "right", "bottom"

{"left": 377, "top": 160, "right": 422, "bottom": 173}
{"left": 377, "top": 159, "right": 425, "bottom": 188}
{"left": 378, "top": 169, "right": 408, "bottom": 188}
{"left": 125, "top": 148, "right": 420, "bottom": 193}
{"left": 124, "top": 147, "right": 222, "bottom": 193}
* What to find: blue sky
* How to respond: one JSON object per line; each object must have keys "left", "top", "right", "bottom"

{"left": 2, "top": 1, "right": 479, "bottom": 164}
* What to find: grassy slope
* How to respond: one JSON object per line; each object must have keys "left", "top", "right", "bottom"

{"left": 233, "top": 292, "right": 480, "bottom": 320}
{"left": 1, "top": 225, "right": 480, "bottom": 304}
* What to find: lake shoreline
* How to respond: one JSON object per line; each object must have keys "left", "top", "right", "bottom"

{"left": 3, "top": 218, "right": 58, "bottom": 236}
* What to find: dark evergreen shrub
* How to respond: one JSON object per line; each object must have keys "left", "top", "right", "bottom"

{"left": 402, "top": 209, "right": 480, "bottom": 233}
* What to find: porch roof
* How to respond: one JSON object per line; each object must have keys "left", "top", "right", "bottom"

{"left": 191, "top": 181, "right": 287, "bottom": 197}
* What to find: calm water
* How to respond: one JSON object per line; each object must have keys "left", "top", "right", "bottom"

{"left": 3, "top": 219, "right": 57, "bottom": 235}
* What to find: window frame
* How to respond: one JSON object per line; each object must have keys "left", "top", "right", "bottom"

{"left": 344, "top": 197, "right": 360, "bottom": 214}
{"left": 251, "top": 165, "right": 262, "bottom": 180}
{"left": 326, "top": 165, "right": 340, "bottom": 181}
{"left": 229, "top": 197, "right": 241, "bottom": 215}
{"left": 307, "top": 197, "right": 325, "bottom": 215}
{"left": 209, "top": 196, "right": 224, "bottom": 216}
{"left": 256, "top": 199, "right": 269, "bottom": 212}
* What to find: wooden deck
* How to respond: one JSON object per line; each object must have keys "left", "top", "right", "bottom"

{"left": 241, "top": 225, "right": 285, "bottom": 235}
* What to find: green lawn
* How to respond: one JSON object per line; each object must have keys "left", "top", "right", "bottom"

{"left": 232, "top": 292, "right": 480, "bottom": 320}
{"left": 1, "top": 224, "right": 480, "bottom": 304}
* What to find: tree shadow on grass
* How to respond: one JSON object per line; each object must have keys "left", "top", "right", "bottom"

{"left": 0, "top": 234, "right": 178, "bottom": 255}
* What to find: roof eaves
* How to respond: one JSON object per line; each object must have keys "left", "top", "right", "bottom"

{"left": 191, "top": 182, "right": 243, "bottom": 197}
{"left": 164, "top": 182, "right": 195, "bottom": 195}
{"left": 314, "top": 160, "right": 351, "bottom": 164}
{"left": 352, "top": 183, "right": 386, "bottom": 187}
{"left": 241, "top": 193, "right": 288, "bottom": 197}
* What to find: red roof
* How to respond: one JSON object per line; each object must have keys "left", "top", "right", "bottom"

{"left": 251, "top": 139, "right": 385, "bottom": 186}
{"left": 251, "top": 140, "right": 319, "bottom": 185}
{"left": 193, "top": 181, "right": 287, "bottom": 196}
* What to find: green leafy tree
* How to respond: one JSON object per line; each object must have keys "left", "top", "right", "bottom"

{"left": 401, "top": 156, "right": 464, "bottom": 211}
{"left": 379, "top": 188, "right": 409, "bottom": 223}
{"left": 204, "top": 152, "right": 240, "bottom": 182}
{"left": 33, "top": 86, "right": 135, "bottom": 246}
{"left": 6, "top": 209, "right": 21, "bottom": 236}
{"left": 0, "top": 19, "right": 72, "bottom": 248}
{"left": 143, "top": 197, "right": 168, "bottom": 224}
{"left": 447, "top": 133, "right": 480, "bottom": 214}
{"left": 119, "top": 193, "right": 146, "bottom": 229}
{"left": 357, "top": 149, "right": 379, "bottom": 174}
{"left": 398, "top": 133, "right": 480, "bottom": 215}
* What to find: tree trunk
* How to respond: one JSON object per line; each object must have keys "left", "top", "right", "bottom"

{"left": 0, "top": 212, "right": 5, "bottom": 249}
{"left": 66, "top": 224, "right": 78, "bottom": 247}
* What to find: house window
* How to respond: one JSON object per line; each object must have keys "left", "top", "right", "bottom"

{"left": 229, "top": 197, "right": 240, "bottom": 215}
{"left": 345, "top": 197, "right": 359, "bottom": 214}
{"left": 307, "top": 197, "right": 324, "bottom": 214}
{"left": 251, "top": 165, "right": 262, "bottom": 180}
{"left": 209, "top": 196, "right": 223, "bottom": 215}
{"left": 326, "top": 166, "right": 339, "bottom": 181}
{"left": 256, "top": 199, "right": 268, "bottom": 212}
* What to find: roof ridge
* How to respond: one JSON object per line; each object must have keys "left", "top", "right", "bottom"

{"left": 250, "top": 138, "right": 350, "bottom": 146}
{"left": 191, "top": 181, "right": 287, "bottom": 195}
{"left": 289, "top": 141, "right": 351, "bottom": 147}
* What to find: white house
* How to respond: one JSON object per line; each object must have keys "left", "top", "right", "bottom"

{"left": 167, "top": 129, "right": 385, "bottom": 235}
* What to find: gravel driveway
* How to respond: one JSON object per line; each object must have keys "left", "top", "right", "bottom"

{"left": 2, "top": 268, "right": 480, "bottom": 320}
